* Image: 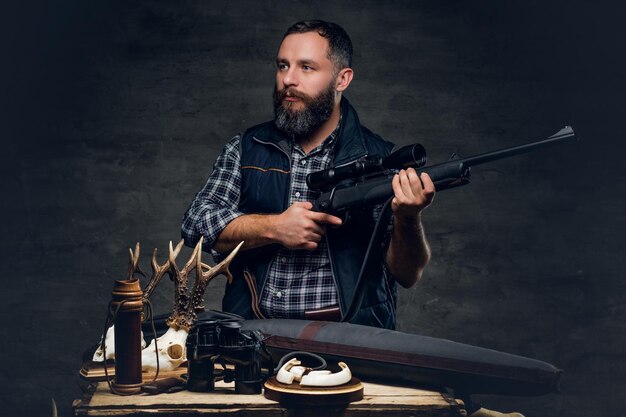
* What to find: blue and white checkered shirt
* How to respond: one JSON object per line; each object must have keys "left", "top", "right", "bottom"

{"left": 259, "top": 129, "right": 340, "bottom": 318}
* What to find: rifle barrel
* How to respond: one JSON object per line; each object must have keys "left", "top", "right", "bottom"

{"left": 463, "top": 126, "right": 575, "bottom": 167}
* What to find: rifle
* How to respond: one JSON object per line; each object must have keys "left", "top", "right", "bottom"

{"left": 308, "top": 126, "right": 576, "bottom": 323}
{"left": 309, "top": 126, "right": 576, "bottom": 215}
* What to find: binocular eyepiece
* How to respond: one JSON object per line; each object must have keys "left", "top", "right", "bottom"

{"left": 186, "top": 318, "right": 271, "bottom": 394}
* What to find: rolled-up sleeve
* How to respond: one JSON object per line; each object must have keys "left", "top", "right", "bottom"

{"left": 181, "top": 135, "right": 244, "bottom": 259}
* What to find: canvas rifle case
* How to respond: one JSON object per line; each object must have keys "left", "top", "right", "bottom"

{"left": 240, "top": 318, "right": 561, "bottom": 395}
{"left": 135, "top": 311, "right": 559, "bottom": 396}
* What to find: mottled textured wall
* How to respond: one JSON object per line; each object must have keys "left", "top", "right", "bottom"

{"left": 2, "top": 1, "right": 625, "bottom": 416}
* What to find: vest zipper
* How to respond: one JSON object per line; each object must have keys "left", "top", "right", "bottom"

{"left": 251, "top": 137, "right": 292, "bottom": 306}
{"left": 251, "top": 136, "right": 346, "bottom": 317}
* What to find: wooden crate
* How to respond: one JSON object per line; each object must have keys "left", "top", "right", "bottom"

{"left": 73, "top": 380, "right": 465, "bottom": 416}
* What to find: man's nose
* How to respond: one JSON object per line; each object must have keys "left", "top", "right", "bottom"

{"left": 281, "top": 67, "right": 298, "bottom": 87}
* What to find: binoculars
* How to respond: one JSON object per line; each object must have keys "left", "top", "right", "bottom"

{"left": 186, "top": 317, "right": 272, "bottom": 394}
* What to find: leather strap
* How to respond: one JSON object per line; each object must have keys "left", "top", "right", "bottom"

{"left": 304, "top": 305, "right": 341, "bottom": 321}
{"left": 298, "top": 321, "right": 330, "bottom": 341}
{"left": 243, "top": 269, "right": 267, "bottom": 319}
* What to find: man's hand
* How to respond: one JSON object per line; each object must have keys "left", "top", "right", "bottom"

{"left": 213, "top": 201, "right": 341, "bottom": 254}
{"left": 391, "top": 168, "right": 435, "bottom": 218}
{"left": 387, "top": 168, "right": 435, "bottom": 288}
{"left": 274, "top": 201, "right": 342, "bottom": 250}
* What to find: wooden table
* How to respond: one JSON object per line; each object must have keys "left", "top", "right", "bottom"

{"left": 73, "top": 380, "right": 465, "bottom": 416}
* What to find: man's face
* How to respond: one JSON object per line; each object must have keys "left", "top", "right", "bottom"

{"left": 273, "top": 32, "right": 338, "bottom": 137}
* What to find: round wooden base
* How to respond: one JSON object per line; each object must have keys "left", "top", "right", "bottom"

{"left": 263, "top": 376, "right": 364, "bottom": 406}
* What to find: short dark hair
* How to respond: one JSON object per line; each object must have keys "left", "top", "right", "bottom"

{"left": 283, "top": 20, "right": 353, "bottom": 71}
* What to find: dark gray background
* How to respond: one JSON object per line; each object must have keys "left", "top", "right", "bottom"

{"left": 2, "top": 1, "right": 625, "bottom": 416}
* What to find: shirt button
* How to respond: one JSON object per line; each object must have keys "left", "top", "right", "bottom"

{"left": 281, "top": 257, "right": 287, "bottom": 263}
{"left": 276, "top": 291, "right": 283, "bottom": 298}
{"left": 301, "top": 160, "right": 307, "bottom": 165}
{"left": 295, "top": 191, "right": 301, "bottom": 198}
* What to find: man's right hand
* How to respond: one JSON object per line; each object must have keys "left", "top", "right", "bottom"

{"left": 274, "top": 201, "right": 342, "bottom": 250}
{"left": 214, "top": 202, "right": 343, "bottom": 253}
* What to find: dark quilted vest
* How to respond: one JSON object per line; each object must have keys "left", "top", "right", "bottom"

{"left": 222, "top": 98, "right": 398, "bottom": 329}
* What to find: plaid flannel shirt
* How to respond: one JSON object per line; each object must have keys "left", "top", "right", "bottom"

{"left": 182, "top": 124, "right": 391, "bottom": 319}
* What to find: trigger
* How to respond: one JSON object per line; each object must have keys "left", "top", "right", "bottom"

{"left": 337, "top": 211, "right": 351, "bottom": 227}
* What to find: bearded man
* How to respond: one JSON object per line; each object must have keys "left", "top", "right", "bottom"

{"left": 181, "top": 20, "right": 528, "bottom": 417}
{"left": 181, "top": 20, "right": 434, "bottom": 330}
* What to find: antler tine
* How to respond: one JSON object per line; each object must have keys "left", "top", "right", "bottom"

{"left": 171, "top": 239, "right": 184, "bottom": 260}
{"left": 180, "top": 239, "right": 200, "bottom": 276}
{"left": 203, "top": 241, "right": 244, "bottom": 284}
{"left": 127, "top": 242, "right": 144, "bottom": 281}
{"left": 195, "top": 238, "right": 204, "bottom": 281}
{"left": 150, "top": 247, "right": 160, "bottom": 270}
{"left": 165, "top": 239, "right": 185, "bottom": 280}
{"left": 142, "top": 246, "right": 172, "bottom": 301}
{"left": 168, "top": 240, "right": 177, "bottom": 271}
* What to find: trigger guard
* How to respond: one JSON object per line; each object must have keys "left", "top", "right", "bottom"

{"left": 336, "top": 211, "right": 351, "bottom": 227}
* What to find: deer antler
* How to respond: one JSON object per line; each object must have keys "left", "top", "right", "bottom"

{"left": 127, "top": 242, "right": 144, "bottom": 280}
{"left": 141, "top": 240, "right": 184, "bottom": 303}
{"left": 178, "top": 240, "right": 244, "bottom": 328}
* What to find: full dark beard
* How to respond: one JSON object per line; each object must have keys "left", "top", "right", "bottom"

{"left": 273, "top": 83, "right": 335, "bottom": 137}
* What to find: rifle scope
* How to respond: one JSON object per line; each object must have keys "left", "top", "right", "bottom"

{"left": 307, "top": 143, "right": 427, "bottom": 191}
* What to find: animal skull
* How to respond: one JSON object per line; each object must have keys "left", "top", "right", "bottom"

{"left": 92, "top": 325, "right": 146, "bottom": 362}
{"left": 140, "top": 327, "right": 188, "bottom": 371}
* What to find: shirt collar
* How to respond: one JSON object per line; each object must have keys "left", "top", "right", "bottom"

{"left": 322, "top": 115, "right": 341, "bottom": 151}
{"left": 299, "top": 113, "right": 342, "bottom": 156}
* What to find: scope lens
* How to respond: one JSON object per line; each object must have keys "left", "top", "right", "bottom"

{"left": 382, "top": 143, "right": 427, "bottom": 170}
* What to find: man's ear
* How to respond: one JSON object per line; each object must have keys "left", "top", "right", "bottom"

{"left": 335, "top": 68, "right": 354, "bottom": 92}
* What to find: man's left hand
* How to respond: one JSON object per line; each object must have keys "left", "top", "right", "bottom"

{"left": 391, "top": 168, "right": 435, "bottom": 218}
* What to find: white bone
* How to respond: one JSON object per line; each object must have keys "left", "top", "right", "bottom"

{"left": 276, "top": 358, "right": 301, "bottom": 384}
{"left": 92, "top": 325, "right": 146, "bottom": 362}
{"left": 300, "top": 362, "right": 352, "bottom": 387}
{"left": 140, "top": 327, "right": 188, "bottom": 372}
{"left": 289, "top": 366, "right": 308, "bottom": 382}
{"left": 305, "top": 370, "right": 331, "bottom": 376}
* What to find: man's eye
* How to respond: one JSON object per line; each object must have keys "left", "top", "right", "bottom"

{"left": 302, "top": 66, "right": 312, "bottom": 71}
{"left": 278, "top": 63, "right": 288, "bottom": 71}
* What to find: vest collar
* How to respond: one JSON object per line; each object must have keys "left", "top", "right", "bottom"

{"left": 252, "top": 97, "right": 370, "bottom": 166}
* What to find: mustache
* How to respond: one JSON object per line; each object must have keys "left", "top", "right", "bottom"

{"left": 276, "top": 87, "right": 311, "bottom": 101}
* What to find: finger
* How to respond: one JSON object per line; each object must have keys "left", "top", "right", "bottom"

{"left": 420, "top": 172, "right": 435, "bottom": 195}
{"left": 397, "top": 170, "right": 415, "bottom": 200}
{"left": 292, "top": 201, "right": 313, "bottom": 210}
{"left": 307, "top": 231, "right": 323, "bottom": 243}
{"left": 418, "top": 173, "right": 435, "bottom": 207}
{"left": 391, "top": 172, "right": 403, "bottom": 202}
{"left": 405, "top": 168, "right": 424, "bottom": 196}
{"left": 309, "top": 211, "right": 343, "bottom": 226}
{"left": 304, "top": 241, "right": 318, "bottom": 251}
{"left": 307, "top": 222, "right": 326, "bottom": 236}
